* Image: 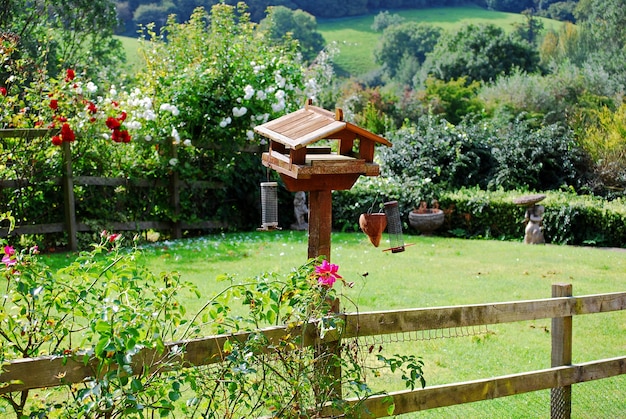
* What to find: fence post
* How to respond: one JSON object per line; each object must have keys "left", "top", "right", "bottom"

{"left": 62, "top": 142, "right": 78, "bottom": 251}
{"left": 551, "top": 283, "right": 572, "bottom": 419}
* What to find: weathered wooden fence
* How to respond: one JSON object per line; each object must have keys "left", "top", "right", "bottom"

{"left": 0, "top": 129, "right": 228, "bottom": 249}
{"left": 1, "top": 284, "right": 624, "bottom": 418}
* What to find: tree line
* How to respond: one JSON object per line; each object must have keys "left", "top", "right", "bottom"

{"left": 118, "top": 0, "right": 579, "bottom": 35}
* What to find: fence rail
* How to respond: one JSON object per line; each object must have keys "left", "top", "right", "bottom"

{"left": 1, "top": 285, "right": 624, "bottom": 418}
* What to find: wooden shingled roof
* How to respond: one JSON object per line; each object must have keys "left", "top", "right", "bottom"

{"left": 254, "top": 101, "right": 392, "bottom": 149}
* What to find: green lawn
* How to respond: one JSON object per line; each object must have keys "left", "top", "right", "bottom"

{"left": 41, "top": 231, "right": 626, "bottom": 417}
{"left": 317, "top": 5, "right": 564, "bottom": 76}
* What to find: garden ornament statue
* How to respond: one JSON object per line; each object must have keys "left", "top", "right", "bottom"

{"left": 514, "top": 194, "right": 546, "bottom": 244}
{"left": 291, "top": 191, "right": 309, "bottom": 231}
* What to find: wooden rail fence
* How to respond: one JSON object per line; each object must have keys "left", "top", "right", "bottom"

{"left": 0, "top": 284, "right": 624, "bottom": 418}
{"left": 0, "top": 129, "right": 227, "bottom": 249}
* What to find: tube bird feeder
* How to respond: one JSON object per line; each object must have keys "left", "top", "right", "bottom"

{"left": 258, "top": 181, "right": 279, "bottom": 231}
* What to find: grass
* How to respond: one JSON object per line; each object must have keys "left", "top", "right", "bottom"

{"left": 39, "top": 231, "right": 626, "bottom": 418}
{"left": 317, "top": 5, "right": 564, "bottom": 76}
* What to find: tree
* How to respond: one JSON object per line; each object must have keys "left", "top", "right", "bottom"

{"left": 370, "top": 10, "right": 405, "bottom": 32}
{"left": 258, "top": 6, "right": 325, "bottom": 62}
{"left": 0, "top": 0, "right": 123, "bottom": 80}
{"left": 373, "top": 22, "right": 442, "bottom": 80}
{"left": 573, "top": 0, "right": 626, "bottom": 85}
{"left": 513, "top": 9, "right": 545, "bottom": 45}
{"left": 420, "top": 24, "right": 540, "bottom": 83}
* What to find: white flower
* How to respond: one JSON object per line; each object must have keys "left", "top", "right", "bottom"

{"left": 246, "top": 130, "right": 255, "bottom": 140}
{"left": 73, "top": 83, "right": 83, "bottom": 95}
{"left": 144, "top": 135, "right": 152, "bottom": 142}
{"left": 243, "top": 85, "right": 255, "bottom": 100}
{"left": 232, "top": 106, "right": 248, "bottom": 117}
{"left": 271, "top": 101, "right": 285, "bottom": 113}
{"left": 255, "top": 90, "right": 266, "bottom": 100}
{"left": 183, "top": 139, "right": 192, "bottom": 147}
{"left": 126, "top": 120, "right": 142, "bottom": 130}
{"left": 169, "top": 158, "right": 179, "bottom": 166}
{"left": 109, "top": 86, "right": 117, "bottom": 96}
{"left": 86, "top": 82, "right": 98, "bottom": 93}
{"left": 219, "top": 117, "right": 232, "bottom": 128}
{"left": 143, "top": 109, "right": 156, "bottom": 121}
{"left": 160, "top": 103, "right": 179, "bottom": 115}
{"left": 171, "top": 127, "right": 181, "bottom": 143}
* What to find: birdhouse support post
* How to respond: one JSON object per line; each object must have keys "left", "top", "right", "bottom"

{"left": 308, "top": 190, "right": 332, "bottom": 261}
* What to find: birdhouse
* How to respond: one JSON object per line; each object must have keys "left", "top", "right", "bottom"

{"left": 254, "top": 100, "right": 392, "bottom": 261}
{"left": 254, "top": 99, "right": 391, "bottom": 192}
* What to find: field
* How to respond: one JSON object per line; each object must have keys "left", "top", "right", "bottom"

{"left": 317, "top": 5, "right": 564, "bottom": 76}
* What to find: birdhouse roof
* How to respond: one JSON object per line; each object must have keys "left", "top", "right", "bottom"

{"left": 254, "top": 102, "right": 391, "bottom": 149}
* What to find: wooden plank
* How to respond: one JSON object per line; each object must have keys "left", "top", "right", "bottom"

{"left": 0, "top": 129, "right": 55, "bottom": 139}
{"left": 324, "top": 356, "right": 626, "bottom": 418}
{"left": 551, "top": 283, "right": 573, "bottom": 419}
{"left": 341, "top": 292, "right": 626, "bottom": 338}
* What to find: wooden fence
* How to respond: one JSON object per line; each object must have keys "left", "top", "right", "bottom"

{"left": 0, "top": 129, "right": 228, "bottom": 250}
{"left": 1, "top": 283, "right": 624, "bottom": 418}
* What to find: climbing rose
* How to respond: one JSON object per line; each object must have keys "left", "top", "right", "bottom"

{"left": 105, "top": 116, "right": 121, "bottom": 130}
{"left": 60, "top": 123, "right": 75, "bottom": 142}
{"left": 49, "top": 99, "right": 58, "bottom": 110}
{"left": 0, "top": 87, "right": 6, "bottom": 96}
{"left": 314, "top": 260, "right": 342, "bottom": 288}
{"left": 2, "top": 246, "right": 16, "bottom": 267}
{"left": 51, "top": 135, "right": 62, "bottom": 146}
{"left": 65, "top": 68, "right": 75, "bottom": 82}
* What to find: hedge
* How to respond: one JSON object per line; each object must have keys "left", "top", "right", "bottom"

{"left": 332, "top": 178, "right": 626, "bottom": 248}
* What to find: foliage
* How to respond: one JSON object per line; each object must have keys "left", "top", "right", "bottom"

{"left": 575, "top": 103, "right": 626, "bottom": 196}
{"left": 422, "top": 76, "right": 485, "bottom": 125}
{"left": 0, "top": 0, "right": 124, "bottom": 81}
{"left": 0, "top": 226, "right": 199, "bottom": 418}
{"left": 371, "top": 10, "right": 405, "bottom": 32}
{"left": 420, "top": 23, "right": 541, "bottom": 84}
{"left": 259, "top": 6, "right": 326, "bottom": 63}
{"left": 374, "top": 22, "right": 442, "bottom": 80}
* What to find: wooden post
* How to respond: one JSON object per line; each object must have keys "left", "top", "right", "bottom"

{"left": 551, "top": 283, "right": 572, "bottom": 419}
{"left": 308, "top": 189, "right": 332, "bottom": 261}
{"left": 62, "top": 142, "right": 78, "bottom": 251}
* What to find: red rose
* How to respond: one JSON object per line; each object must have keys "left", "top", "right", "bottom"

{"left": 51, "top": 135, "right": 62, "bottom": 146}
{"left": 60, "top": 123, "right": 75, "bottom": 142}
{"left": 106, "top": 116, "right": 121, "bottom": 130}
{"left": 49, "top": 99, "right": 58, "bottom": 110}
{"left": 87, "top": 101, "right": 97, "bottom": 114}
{"left": 0, "top": 87, "right": 6, "bottom": 96}
{"left": 65, "top": 69, "right": 75, "bottom": 81}
{"left": 119, "top": 130, "right": 131, "bottom": 143}
{"left": 117, "top": 111, "right": 127, "bottom": 122}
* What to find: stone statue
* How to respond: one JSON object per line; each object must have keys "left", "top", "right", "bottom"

{"left": 290, "top": 191, "right": 309, "bottom": 231}
{"left": 524, "top": 204, "right": 545, "bottom": 244}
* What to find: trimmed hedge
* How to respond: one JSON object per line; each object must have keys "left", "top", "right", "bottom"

{"left": 333, "top": 178, "right": 626, "bottom": 248}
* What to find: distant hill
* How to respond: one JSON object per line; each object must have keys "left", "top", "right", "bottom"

{"left": 318, "top": 5, "right": 564, "bottom": 76}
{"left": 118, "top": 5, "right": 565, "bottom": 78}
{"left": 115, "top": 0, "right": 575, "bottom": 36}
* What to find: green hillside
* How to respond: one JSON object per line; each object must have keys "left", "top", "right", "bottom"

{"left": 118, "top": 6, "right": 565, "bottom": 78}
{"left": 317, "top": 5, "right": 564, "bottom": 76}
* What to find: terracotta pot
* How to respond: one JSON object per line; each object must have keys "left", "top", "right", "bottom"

{"left": 359, "top": 213, "right": 387, "bottom": 247}
{"left": 408, "top": 208, "right": 444, "bottom": 235}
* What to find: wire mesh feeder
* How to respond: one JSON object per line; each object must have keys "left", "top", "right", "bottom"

{"left": 258, "top": 181, "right": 280, "bottom": 231}
{"left": 382, "top": 200, "right": 405, "bottom": 253}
